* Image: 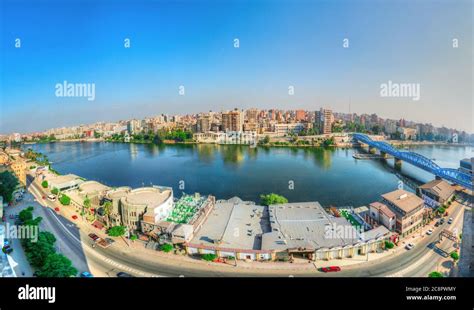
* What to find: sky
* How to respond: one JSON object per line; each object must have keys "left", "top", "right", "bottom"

{"left": 0, "top": 0, "right": 472, "bottom": 134}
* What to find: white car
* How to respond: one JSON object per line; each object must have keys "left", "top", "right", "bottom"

{"left": 426, "top": 229, "right": 433, "bottom": 235}
{"left": 405, "top": 243, "right": 415, "bottom": 250}
{"left": 447, "top": 218, "right": 453, "bottom": 224}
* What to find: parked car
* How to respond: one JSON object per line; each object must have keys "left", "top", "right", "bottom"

{"left": 320, "top": 266, "right": 341, "bottom": 273}
{"left": 71, "top": 215, "right": 78, "bottom": 220}
{"left": 406, "top": 243, "right": 415, "bottom": 250}
{"left": 2, "top": 245, "right": 13, "bottom": 254}
{"left": 426, "top": 229, "right": 433, "bottom": 235}
{"left": 88, "top": 233, "right": 100, "bottom": 241}
{"left": 105, "top": 238, "right": 115, "bottom": 245}
{"left": 447, "top": 218, "right": 453, "bottom": 224}
{"left": 439, "top": 218, "right": 445, "bottom": 224}
{"left": 47, "top": 194, "right": 56, "bottom": 201}
{"left": 54, "top": 207, "right": 60, "bottom": 212}
{"left": 117, "top": 272, "right": 134, "bottom": 278}
{"left": 80, "top": 271, "right": 94, "bottom": 278}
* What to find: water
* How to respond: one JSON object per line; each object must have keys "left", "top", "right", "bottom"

{"left": 27, "top": 142, "right": 472, "bottom": 207}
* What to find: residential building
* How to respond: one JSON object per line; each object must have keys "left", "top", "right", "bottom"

{"left": 221, "top": 109, "right": 243, "bottom": 132}
{"left": 417, "top": 179, "right": 456, "bottom": 205}
{"left": 10, "top": 158, "right": 27, "bottom": 185}
{"left": 381, "top": 189, "right": 425, "bottom": 237}
{"left": 316, "top": 108, "right": 333, "bottom": 134}
{"left": 196, "top": 114, "right": 211, "bottom": 133}
{"left": 368, "top": 202, "right": 396, "bottom": 231}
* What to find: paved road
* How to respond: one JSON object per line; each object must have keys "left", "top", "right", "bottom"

{"left": 24, "top": 174, "right": 467, "bottom": 277}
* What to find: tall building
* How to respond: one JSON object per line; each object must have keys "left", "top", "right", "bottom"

{"left": 222, "top": 109, "right": 243, "bottom": 132}
{"left": 317, "top": 108, "right": 333, "bottom": 134}
{"left": 245, "top": 108, "right": 259, "bottom": 124}
{"left": 196, "top": 114, "right": 211, "bottom": 133}
{"left": 295, "top": 110, "right": 306, "bottom": 121}
{"left": 10, "top": 158, "right": 27, "bottom": 185}
{"left": 127, "top": 119, "right": 141, "bottom": 135}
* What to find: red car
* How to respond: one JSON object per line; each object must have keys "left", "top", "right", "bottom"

{"left": 320, "top": 266, "right": 341, "bottom": 273}
{"left": 54, "top": 207, "right": 60, "bottom": 212}
{"left": 72, "top": 215, "right": 78, "bottom": 220}
{"left": 88, "top": 233, "right": 100, "bottom": 241}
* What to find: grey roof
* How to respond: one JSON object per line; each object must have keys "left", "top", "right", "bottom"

{"left": 261, "top": 202, "right": 360, "bottom": 251}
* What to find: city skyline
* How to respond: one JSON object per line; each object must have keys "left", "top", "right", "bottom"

{"left": 1, "top": 0, "right": 472, "bottom": 133}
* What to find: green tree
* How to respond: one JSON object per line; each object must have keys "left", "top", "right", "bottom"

{"left": 19, "top": 207, "right": 34, "bottom": 222}
{"left": 384, "top": 241, "right": 394, "bottom": 249}
{"left": 37, "top": 253, "right": 77, "bottom": 277}
{"left": 160, "top": 243, "right": 174, "bottom": 253}
{"left": 260, "top": 193, "right": 288, "bottom": 206}
{"left": 59, "top": 194, "right": 71, "bottom": 205}
{"left": 24, "top": 232, "right": 56, "bottom": 268}
{"left": 51, "top": 187, "right": 59, "bottom": 195}
{"left": 107, "top": 225, "right": 126, "bottom": 237}
{"left": 0, "top": 171, "right": 19, "bottom": 202}
{"left": 41, "top": 180, "right": 48, "bottom": 188}
{"left": 428, "top": 271, "right": 444, "bottom": 278}
{"left": 450, "top": 251, "right": 459, "bottom": 261}
{"left": 202, "top": 253, "right": 217, "bottom": 261}
{"left": 102, "top": 200, "right": 113, "bottom": 227}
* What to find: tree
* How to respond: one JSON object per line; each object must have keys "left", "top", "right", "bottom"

{"left": 59, "top": 194, "right": 71, "bottom": 206}
{"left": 260, "top": 193, "right": 288, "bottom": 206}
{"left": 24, "top": 232, "right": 56, "bottom": 268}
{"left": 51, "top": 188, "right": 59, "bottom": 195}
{"left": 107, "top": 225, "right": 126, "bottom": 237}
{"left": 428, "top": 271, "right": 444, "bottom": 278}
{"left": 41, "top": 180, "right": 48, "bottom": 188}
{"left": 19, "top": 207, "right": 34, "bottom": 222}
{"left": 160, "top": 243, "right": 174, "bottom": 253}
{"left": 102, "top": 201, "right": 113, "bottom": 227}
{"left": 202, "top": 253, "right": 217, "bottom": 261}
{"left": 0, "top": 171, "right": 19, "bottom": 202}
{"left": 37, "top": 253, "right": 77, "bottom": 277}
{"left": 384, "top": 241, "right": 394, "bottom": 249}
{"left": 450, "top": 251, "right": 459, "bottom": 261}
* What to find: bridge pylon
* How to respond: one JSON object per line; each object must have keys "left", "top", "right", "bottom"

{"left": 394, "top": 157, "right": 402, "bottom": 169}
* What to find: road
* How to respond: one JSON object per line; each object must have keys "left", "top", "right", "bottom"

{"left": 17, "top": 173, "right": 467, "bottom": 277}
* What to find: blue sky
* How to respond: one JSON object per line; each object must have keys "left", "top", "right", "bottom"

{"left": 0, "top": 0, "right": 472, "bottom": 133}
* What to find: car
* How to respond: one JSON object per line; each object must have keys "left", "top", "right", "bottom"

{"left": 54, "top": 207, "right": 60, "bottom": 212}
{"left": 117, "top": 272, "right": 134, "bottom": 278}
{"left": 3, "top": 239, "right": 9, "bottom": 246}
{"left": 434, "top": 221, "right": 440, "bottom": 227}
{"left": 439, "top": 218, "right": 445, "bottom": 224}
{"left": 320, "top": 266, "right": 341, "bottom": 273}
{"left": 405, "top": 243, "right": 415, "bottom": 250}
{"left": 47, "top": 195, "right": 56, "bottom": 201}
{"left": 71, "top": 215, "right": 78, "bottom": 220}
{"left": 80, "top": 271, "right": 94, "bottom": 278}
{"left": 88, "top": 233, "right": 99, "bottom": 241}
{"left": 2, "top": 245, "right": 13, "bottom": 254}
{"left": 447, "top": 218, "right": 453, "bottom": 224}
{"left": 426, "top": 229, "right": 433, "bottom": 235}
{"left": 42, "top": 195, "right": 46, "bottom": 199}
{"left": 105, "top": 238, "right": 115, "bottom": 245}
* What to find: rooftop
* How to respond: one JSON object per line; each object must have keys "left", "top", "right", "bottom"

{"left": 262, "top": 202, "right": 359, "bottom": 251}
{"left": 369, "top": 202, "right": 396, "bottom": 219}
{"left": 78, "top": 181, "right": 110, "bottom": 196}
{"left": 190, "top": 197, "right": 268, "bottom": 250}
{"left": 419, "top": 179, "right": 456, "bottom": 201}
{"left": 122, "top": 186, "right": 172, "bottom": 207}
{"left": 105, "top": 187, "right": 131, "bottom": 200}
{"left": 381, "top": 189, "right": 424, "bottom": 214}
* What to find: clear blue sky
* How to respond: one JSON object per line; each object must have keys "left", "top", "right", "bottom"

{"left": 0, "top": 0, "right": 472, "bottom": 133}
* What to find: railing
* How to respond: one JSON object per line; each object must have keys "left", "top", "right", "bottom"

{"left": 353, "top": 133, "right": 472, "bottom": 189}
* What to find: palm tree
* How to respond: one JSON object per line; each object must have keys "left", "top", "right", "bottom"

{"left": 83, "top": 196, "right": 91, "bottom": 220}
{"left": 103, "top": 201, "right": 113, "bottom": 228}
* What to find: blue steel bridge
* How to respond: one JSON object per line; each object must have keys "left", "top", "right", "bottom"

{"left": 353, "top": 133, "right": 473, "bottom": 190}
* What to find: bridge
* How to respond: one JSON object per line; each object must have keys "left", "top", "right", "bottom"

{"left": 353, "top": 133, "right": 473, "bottom": 190}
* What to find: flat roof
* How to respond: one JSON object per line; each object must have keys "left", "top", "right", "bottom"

{"left": 262, "top": 202, "right": 359, "bottom": 251}
{"left": 78, "top": 181, "right": 110, "bottom": 195}
{"left": 122, "top": 187, "right": 172, "bottom": 207}
{"left": 106, "top": 187, "right": 131, "bottom": 200}
{"left": 381, "top": 189, "right": 424, "bottom": 214}
{"left": 190, "top": 197, "right": 268, "bottom": 250}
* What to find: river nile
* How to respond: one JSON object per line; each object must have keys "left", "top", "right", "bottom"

{"left": 28, "top": 142, "right": 472, "bottom": 207}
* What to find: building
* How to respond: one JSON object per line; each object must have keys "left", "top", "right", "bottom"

{"left": 460, "top": 158, "right": 472, "bottom": 175}
{"left": 104, "top": 187, "right": 132, "bottom": 226}
{"left": 185, "top": 198, "right": 391, "bottom": 261}
{"left": 119, "top": 186, "right": 173, "bottom": 231}
{"left": 295, "top": 110, "right": 306, "bottom": 121}
{"left": 126, "top": 119, "right": 141, "bottom": 135}
{"left": 10, "top": 158, "right": 27, "bottom": 185}
{"left": 194, "top": 131, "right": 257, "bottom": 145}
{"left": 417, "top": 179, "right": 456, "bottom": 206}
{"left": 46, "top": 174, "right": 84, "bottom": 192}
{"left": 368, "top": 202, "right": 396, "bottom": 231}
{"left": 397, "top": 127, "right": 417, "bottom": 140}
{"left": 272, "top": 123, "right": 304, "bottom": 136}
{"left": 381, "top": 189, "right": 425, "bottom": 237}
{"left": 196, "top": 114, "right": 211, "bottom": 133}
{"left": 316, "top": 108, "right": 333, "bottom": 134}
{"left": 221, "top": 109, "right": 243, "bottom": 132}
{"left": 0, "top": 152, "right": 9, "bottom": 165}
